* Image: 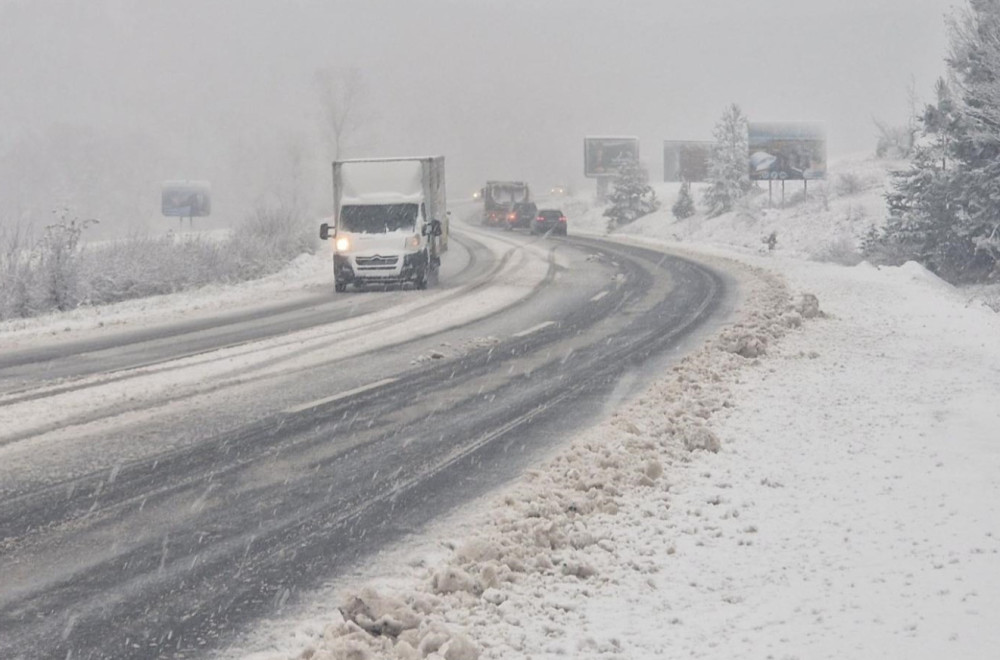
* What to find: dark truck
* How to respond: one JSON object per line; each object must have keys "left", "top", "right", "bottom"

{"left": 480, "top": 181, "right": 531, "bottom": 228}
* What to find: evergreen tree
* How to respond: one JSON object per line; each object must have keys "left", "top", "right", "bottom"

{"left": 703, "top": 103, "right": 752, "bottom": 217}
{"left": 672, "top": 181, "right": 696, "bottom": 220}
{"left": 603, "top": 157, "right": 659, "bottom": 231}
{"left": 876, "top": 3, "right": 1000, "bottom": 283}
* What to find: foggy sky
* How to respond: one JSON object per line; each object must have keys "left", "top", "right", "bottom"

{"left": 0, "top": 0, "right": 957, "bottom": 234}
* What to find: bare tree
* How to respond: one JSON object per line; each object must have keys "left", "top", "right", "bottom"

{"left": 314, "top": 67, "right": 371, "bottom": 161}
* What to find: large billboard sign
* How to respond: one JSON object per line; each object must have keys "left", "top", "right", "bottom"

{"left": 663, "top": 140, "right": 712, "bottom": 182}
{"left": 584, "top": 136, "right": 639, "bottom": 178}
{"left": 161, "top": 180, "right": 212, "bottom": 217}
{"left": 748, "top": 123, "right": 826, "bottom": 181}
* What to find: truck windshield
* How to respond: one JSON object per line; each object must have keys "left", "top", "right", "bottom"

{"left": 488, "top": 186, "right": 528, "bottom": 204}
{"left": 341, "top": 204, "right": 418, "bottom": 233}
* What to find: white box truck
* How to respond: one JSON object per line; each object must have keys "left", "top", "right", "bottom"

{"left": 320, "top": 157, "right": 448, "bottom": 292}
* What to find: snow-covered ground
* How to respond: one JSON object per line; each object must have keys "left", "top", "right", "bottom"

{"left": 0, "top": 252, "right": 331, "bottom": 348}
{"left": 4, "top": 156, "right": 998, "bottom": 659}
{"left": 216, "top": 157, "right": 1000, "bottom": 659}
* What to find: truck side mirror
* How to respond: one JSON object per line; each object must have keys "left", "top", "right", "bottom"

{"left": 431, "top": 219, "right": 443, "bottom": 236}
{"left": 421, "top": 223, "right": 430, "bottom": 236}
{"left": 319, "top": 222, "right": 331, "bottom": 240}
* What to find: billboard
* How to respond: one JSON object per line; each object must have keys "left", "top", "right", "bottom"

{"left": 748, "top": 123, "right": 826, "bottom": 181}
{"left": 663, "top": 140, "right": 712, "bottom": 182}
{"left": 584, "top": 136, "right": 639, "bottom": 178}
{"left": 161, "top": 180, "right": 212, "bottom": 217}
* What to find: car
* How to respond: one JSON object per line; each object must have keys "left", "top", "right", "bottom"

{"left": 548, "top": 185, "right": 570, "bottom": 197}
{"left": 531, "top": 208, "right": 568, "bottom": 236}
{"left": 506, "top": 201, "right": 538, "bottom": 230}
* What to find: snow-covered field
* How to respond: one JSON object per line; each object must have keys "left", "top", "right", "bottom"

{"left": 216, "top": 157, "right": 1000, "bottom": 659}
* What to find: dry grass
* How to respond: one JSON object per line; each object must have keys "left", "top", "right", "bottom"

{"left": 0, "top": 206, "right": 315, "bottom": 321}
{"left": 810, "top": 235, "right": 864, "bottom": 266}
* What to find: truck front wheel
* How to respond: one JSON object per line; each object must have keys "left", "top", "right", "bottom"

{"left": 335, "top": 281, "right": 347, "bottom": 293}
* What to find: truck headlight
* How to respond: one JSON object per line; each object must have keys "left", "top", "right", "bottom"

{"left": 405, "top": 234, "right": 421, "bottom": 249}
{"left": 335, "top": 236, "right": 351, "bottom": 252}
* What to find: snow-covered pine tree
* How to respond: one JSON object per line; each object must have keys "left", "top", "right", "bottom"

{"left": 672, "top": 181, "right": 696, "bottom": 220}
{"left": 881, "top": 137, "right": 965, "bottom": 274}
{"left": 703, "top": 103, "right": 752, "bottom": 217}
{"left": 876, "top": 1, "right": 1000, "bottom": 283}
{"left": 603, "top": 157, "right": 659, "bottom": 232}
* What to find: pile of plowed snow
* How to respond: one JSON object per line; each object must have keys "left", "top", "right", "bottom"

{"left": 271, "top": 259, "right": 822, "bottom": 660}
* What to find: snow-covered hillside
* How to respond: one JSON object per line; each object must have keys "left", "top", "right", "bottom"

{"left": 571, "top": 155, "right": 902, "bottom": 261}
{"left": 224, "top": 157, "right": 1000, "bottom": 660}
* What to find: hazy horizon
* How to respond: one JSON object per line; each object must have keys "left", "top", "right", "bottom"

{"left": 0, "top": 0, "right": 958, "bottom": 236}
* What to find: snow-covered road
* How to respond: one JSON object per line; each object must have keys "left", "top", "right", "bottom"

{"left": 222, "top": 162, "right": 1000, "bottom": 660}
{"left": 0, "top": 218, "right": 734, "bottom": 659}
{"left": 3, "top": 158, "right": 998, "bottom": 660}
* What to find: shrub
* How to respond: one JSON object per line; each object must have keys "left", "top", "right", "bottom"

{"left": 0, "top": 222, "right": 35, "bottom": 319}
{"left": 762, "top": 231, "right": 778, "bottom": 252}
{"left": 0, "top": 202, "right": 316, "bottom": 321}
{"left": 37, "top": 211, "right": 98, "bottom": 311}
{"left": 874, "top": 119, "right": 915, "bottom": 159}
{"left": 604, "top": 158, "right": 659, "bottom": 231}
{"left": 80, "top": 233, "right": 206, "bottom": 304}
{"left": 671, "top": 181, "right": 696, "bottom": 220}
{"left": 810, "top": 235, "right": 864, "bottom": 266}
{"left": 835, "top": 172, "right": 866, "bottom": 196}
{"left": 967, "top": 283, "right": 1000, "bottom": 312}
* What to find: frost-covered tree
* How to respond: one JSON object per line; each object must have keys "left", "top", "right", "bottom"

{"left": 703, "top": 103, "right": 752, "bottom": 217}
{"left": 874, "top": 78, "right": 920, "bottom": 159}
{"left": 875, "top": 2, "right": 1000, "bottom": 283}
{"left": 603, "top": 157, "right": 659, "bottom": 231}
{"left": 672, "top": 181, "right": 696, "bottom": 220}
{"left": 874, "top": 118, "right": 916, "bottom": 159}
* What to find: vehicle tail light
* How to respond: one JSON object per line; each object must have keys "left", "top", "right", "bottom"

{"left": 536, "top": 216, "right": 545, "bottom": 221}
{"left": 559, "top": 216, "right": 567, "bottom": 222}
{"left": 508, "top": 213, "right": 516, "bottom": 220}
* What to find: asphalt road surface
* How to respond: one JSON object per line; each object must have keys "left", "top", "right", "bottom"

{"left": 0, "top": 226, "right": 727, "bottom": 659}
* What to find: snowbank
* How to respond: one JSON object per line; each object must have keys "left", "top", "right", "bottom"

{"left": 0, "top": 252, "right": 332, "bottom": 348}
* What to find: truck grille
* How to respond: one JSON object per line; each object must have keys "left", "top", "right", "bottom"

{"left": 355, "top": 255, "right": 399, "bottom": 270}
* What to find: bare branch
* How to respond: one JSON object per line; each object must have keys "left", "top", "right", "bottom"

{"left": 314, "top": 67, "right": 370, "bottom": 161}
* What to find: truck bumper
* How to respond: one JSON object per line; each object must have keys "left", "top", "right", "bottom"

{"left": 334, "top": 251, "right": 428, "bottom": 285}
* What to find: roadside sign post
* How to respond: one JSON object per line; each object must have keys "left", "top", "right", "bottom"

{"left": 162, "top": 180, "right": 212, "bottom": 228}
{"left": 662, "top": 141, "right": 712, "bottom": 183}
{"left": 748, "top": 122, "right": 826, "bottom": 209}
{"left": 584, "top": 136, "right": 640, "bottom": 202}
